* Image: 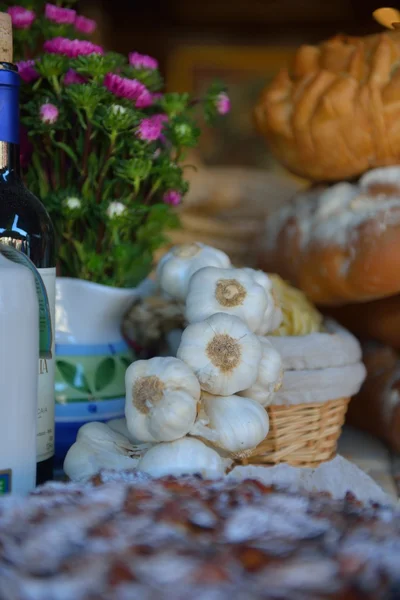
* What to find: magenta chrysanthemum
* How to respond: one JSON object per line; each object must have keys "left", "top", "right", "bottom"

{"left": 129, "top": 52, "right": 158, "bottom": 70}
{"left": 45, "top": 3, "right": 76, "bottom": 25}
{"left": 163, "top": 190, "right": 182, "bottom": 206}
{"left": 216, "top": 92, "right": 231, "bottom": 115}
{"left": 44, "top": 37, "right": 104, "bottom": 58}
{"left": 137, "top": 114, "right": 168, "bottom": 142}
{"left": 104, "top": 73, "right": 152, "bottom": 108}
{"left": 40, "top": 103, "right": 59, "bottom": 125}
{"left": 64, "top": 69, "right": 86, "bottom": 85}
{"left": 17, "top": 60, "right": 39, "bottom": 83}
{"left": 75, "top": 15, "right": 96, "bottom": 34}
{"left": 7, "top": 6, "right": 35, "bottom": 29}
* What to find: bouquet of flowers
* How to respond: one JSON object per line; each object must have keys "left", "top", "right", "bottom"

{"left": 4, "top": 0, "right": 230, "bottom": 287}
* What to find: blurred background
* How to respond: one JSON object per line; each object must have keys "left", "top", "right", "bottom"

{"left": 79, "top": 0, "right": 382, "bottom": 172}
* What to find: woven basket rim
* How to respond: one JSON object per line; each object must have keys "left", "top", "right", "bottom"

{"left": 239, "top": 396, "right": 349, "bottom": 469}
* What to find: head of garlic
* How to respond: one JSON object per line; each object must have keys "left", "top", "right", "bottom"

{"left": 177, "top": 312, "right": 262, "bottom": 396}
{"left": 185, "top": 266, "right": 269, "bottom": 333}
{"left": 137, "top": 436, "right": 230, "bottom": 479}
{"left": 156, "top": 242, "right": 231, "bottom": 302}
{"left": 242, "top": 268, "right": 283, "bottom": 335}
{"left": 239, "top": 337, "right": 283, "bottom": 406}
{"left": 190, "top": 392, "right": 269, "bottom": 456}
{"left": 64, "top": 422, "right": 150, "bottom": 482}
{"left": 125, "top": 356, "right": 200, "bottom": 443}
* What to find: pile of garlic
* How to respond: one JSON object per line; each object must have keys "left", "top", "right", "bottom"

{"left": 65, "top": 243, "right": 284, "bottom": 481}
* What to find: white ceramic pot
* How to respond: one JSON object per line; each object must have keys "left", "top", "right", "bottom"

{"left": 54, "top": 277, "right": 143, "bottom": 465}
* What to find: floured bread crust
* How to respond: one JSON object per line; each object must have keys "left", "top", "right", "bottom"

{"left": 260, "top": 166, "right": 400, "bottom": 305}
{"left": 0, "top": 474, "right": 399, "bottom": 598}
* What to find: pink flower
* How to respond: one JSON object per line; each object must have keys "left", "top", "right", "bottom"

{"left": 45, "top": 3, "right": 76, "bottom": 24}
{"left": 216, "top": 92, "right": 231, "bottom": 115}
{"left": 7, "top": 6, "right": 35, "bottom": 29}
{"left": 151, "top": 92, "right": 163, "bottom": 103}
{"left": 75, "top": 15, "right": 96, "bottom": 35}
{"left": 44, "top": 37, "right": 104, "bottom": 58}
{"left": 129, "top": 52, "right": 158, "bottom": 70}
{"left": 137, "top": 114, "right": 168, "bottom": 142}
{"left": 17, "top": 60, "right": 39, "bottom": 83}
{"left": 163, "top": 190, "right": 182, "bottom": 206}
{"left": 40, "top": 103, "right": 59, "bottom": 125}
{"left": 104, "top": 73, "right": 152, "bottom": 108}
{"left": 64, "top": 69, "right": 86, "bottom": 85}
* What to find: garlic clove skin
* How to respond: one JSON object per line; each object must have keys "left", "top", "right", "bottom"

{"left": 64, "top": 440, "right": 143, "bottom": 482}
{"left": 177, "top": 312, "right": 262, "bottom": 396}
{"left": 192, "top": 392, "right": 269, "bottom": 454}
{"left": 243, "top": 268, "right": 283, "bottom": 334}
{"left": 239, "top": 337, "right": 283, "bottom": 406}
{"left": 156, "top": 242, "right": 231, "bottom": 302}
{"left": 185, "top": 266, "right": 268, "bottom": 332}
{"left": 137, "top": 436, "right": 230, "bottom": 479}
{"left": 107, "top": 418, "right": 143, "bottom": 444}
{"left": 64, "top": 422, "right": 150, "bottom": 482}
{"left": 125, "top": 356, "right": 200, "bottom": 443}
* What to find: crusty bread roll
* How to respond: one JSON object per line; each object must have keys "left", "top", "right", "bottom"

{"left": 346, "top": 342, "right": 400, "bottom": 453}
{"left": 255, "top": 30, "right": 400, "bottom": 181}
{"left": 259, "top": 166, "right": 400, "bottom": 306}
{"left": 327, "top": 294, "right": 400, "bottom": 349}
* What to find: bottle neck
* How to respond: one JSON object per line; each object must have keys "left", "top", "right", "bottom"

{"left": 0, "top": 63, "right": 20, "bottom": 181}
{"left": 0, "top": 142, "right": 20, "bottom": 178}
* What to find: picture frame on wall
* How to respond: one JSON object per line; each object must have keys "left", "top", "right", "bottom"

{"left": 166, "top": 44, "right": 295, "bottom": 172}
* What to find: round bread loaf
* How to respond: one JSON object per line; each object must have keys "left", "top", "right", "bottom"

{"left": 327, "top": 294, "right": 400, "bottom": 349}
{"left": 346, "top": 342, "right": 400, "bottom": 453}
{"left": 255, "top": 30, "right": 400, "bottom": 182}
{"left": 259, "top": 166, "right": 400, "bottom": 306}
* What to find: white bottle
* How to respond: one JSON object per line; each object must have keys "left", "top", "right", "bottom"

{"left": 0, "top": 253, "right": 38, "bottom": 495}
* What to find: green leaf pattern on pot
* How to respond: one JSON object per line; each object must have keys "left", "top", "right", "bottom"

{"left": 94, "top": 357, "right": 116, "bottom": 392}
{"left": 56, "top": 360, "right": 92, "bottom": 394}
{"left": 55, "top": 351, "right": 134, "bottom": 403}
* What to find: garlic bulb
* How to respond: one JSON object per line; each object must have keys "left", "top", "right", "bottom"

{"left": 243, "top": 268, "right": 283, "bottom": 334}
{"left": 138, "top": 436, "right": 230, "bottom": 479}
{"left": 177, "top": 312, "right": 262, "bottom": 395}
{"left": 125, "top": 356, "right": 200, "bottom": 443}
{"left": 191, "top": 392, "right": 269, "bottom": 455}
{"left": 107, "top": 418, "right": 142, "bottom": 443}
{"left": 185, "top": 266, "right": 268, "bottom": 332}
{"left": 156, "top": 242, "right": 231, "bottom": 302}
{"left": 64, "top": 422, "right": 149, "bottom": 482}
{"left": 239, "top": 337, "right": 283, "bottom": 406}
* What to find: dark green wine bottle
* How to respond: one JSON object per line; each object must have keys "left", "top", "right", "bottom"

{"left": 0, "top": 61, "right": 56, "bottom": 485}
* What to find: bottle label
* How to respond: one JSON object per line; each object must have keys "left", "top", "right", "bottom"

{"left": 37, "top": 268, "right": 56, "bottom": 462}
{"left": 0, "top": 470, "right": 12, "bottom": 494}
{"left": 0, "top": 245, "right": 53, "bottom": 358}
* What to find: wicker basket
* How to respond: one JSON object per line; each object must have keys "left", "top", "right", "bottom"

{"left": 239, "top": 397, "right": 350, "bottom": 469}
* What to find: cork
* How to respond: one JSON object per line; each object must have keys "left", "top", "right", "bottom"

{"left": 0, "top": 13, "right": 12, "bottom": 63}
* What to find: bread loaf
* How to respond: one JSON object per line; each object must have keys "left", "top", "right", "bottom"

{"left": 255, "top": 30, "right": 400, "bottom": 181}
{"left": 346, "top": 342, "right": 400, "bottom": 453}
{"left": 259, "top": 166, "right": 400, "bottom": 305}
{"left": 327, "top": 294, "right": 400, "bottom": 349}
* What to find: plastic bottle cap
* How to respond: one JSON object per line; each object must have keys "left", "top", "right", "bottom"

{"left": 0, "top": 13, "right": 12, "bottom": 63}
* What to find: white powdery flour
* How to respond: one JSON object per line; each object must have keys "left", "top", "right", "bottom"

{"left": 228, "top": 455, "right": 393, "bottom": 505}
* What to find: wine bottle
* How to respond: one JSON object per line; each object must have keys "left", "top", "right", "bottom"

{"left": 0, "top": 14, "right": 56, "bottom": 484}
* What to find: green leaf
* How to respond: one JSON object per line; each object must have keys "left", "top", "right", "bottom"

{"left": 120, "top": 356, "right": 132, "bottom": 370}
{"left": 94, "top": 357, "right": 116, "bottom": 392}
{"left": 49, "top": 135, "right": 80, "bottom": 170}
{"left": 56, "top": 360, "right": 92, "bottom": 394}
